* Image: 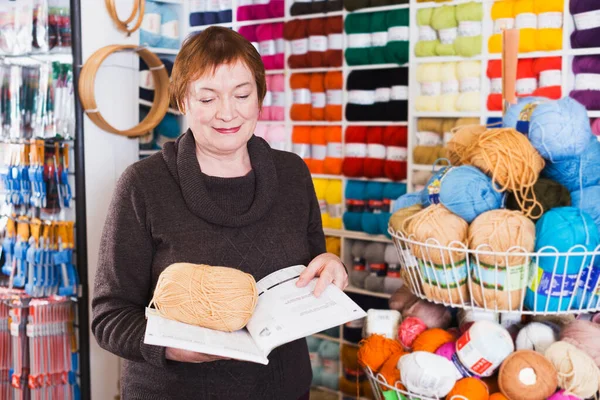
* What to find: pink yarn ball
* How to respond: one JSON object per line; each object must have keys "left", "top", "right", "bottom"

{"left": 547, "top": 390, "right": 581, "bottom": 400}
{"left": 398, "top": 317, "right": 427, "bottom": 349}
{"left": 434, "top": 341, "right": 456, "bottom": 361}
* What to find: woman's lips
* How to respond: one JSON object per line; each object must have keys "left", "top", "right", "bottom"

{"left": 214, "top": 126, "right": 241, "bottom": 134}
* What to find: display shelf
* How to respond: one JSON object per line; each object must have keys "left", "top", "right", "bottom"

{"left": 265, "top": 69, "right": 286, "bottom": 75}
{"left": 323, "top": 228, "right": 392, "bottom": 244}
{"left": 345, "top": 285, "right": 392, "bottom": 299}
{"left": 313, "top": 174, "right": 344, "bottom": 180}
{"left": 570, "top": 47, "right": 600, "bottom": 56}
{"left": 139, "top": 99, "right": 181, "bottom": 115}
{"left": 237, "top": 17, "right": 287, "bottom": 27}
{"left": 412, "top": 164, "right": 446, "bottom": 172}
{"left": 347, "top": 63, "right": 407, "bottom": 71}
{"left": 289, "top": 67, "right": 344, "bottom": 73}
{"left": 312, "top": 333, "right": 341, "bottom": 343}
{"left": 153, "top": 0, "right": 183, "bottom": 3}
{"left": 589, "top": 111, "right": 600, "bottom": 118}
{"left": 351, "top": 3, "right": 410, "bottom": 13}
{"left": 147, "top": 47, "right": 179, "bottom": 55}
{"left": 414, "top": 0, "right": 485, "bottom": 9}
{"left": 413, "top": 111, "right": 482, "bottom": 118}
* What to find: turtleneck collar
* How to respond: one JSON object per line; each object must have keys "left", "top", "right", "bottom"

{"left": 162, "top": 130, "right": 278, "bottom": 227}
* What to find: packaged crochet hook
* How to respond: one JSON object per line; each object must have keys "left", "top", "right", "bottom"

{"left": 0, "top": 0, "right": 34, "bottom": 56}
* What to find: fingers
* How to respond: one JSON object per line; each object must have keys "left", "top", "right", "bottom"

{"left": 297, "top": 258, "right": 324, "bottom": 287}
{"left": 313, "top": 271, "right": 333, "bottom": 298}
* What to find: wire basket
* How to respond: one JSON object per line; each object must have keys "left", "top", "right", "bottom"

{"left": 364, "top": 366, "right": 439, "bottom": 400}
{"left": 389, "top": 228, "right": 600, "bottom": 315}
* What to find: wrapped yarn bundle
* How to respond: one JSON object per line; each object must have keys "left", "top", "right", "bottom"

{"left": 468, "top": 210, "right": 536, "bottom": 310}
{"left": 398, "top": 352, "right": 457, "bottom": 397}
{"left": 150, "top": 263, "right": 258, "bottom": 331}
{"left": 398, "top": 317, "right": 427, "bottom": 350}
{"left": 389, "top": 204, "right": 422, "bottom": 237}
{"left": 456, "top": 321, "right": 514, "bottom": 377}
{"left": 515, "top": 322, "right": 559, "bottom": 355}
{"left": 498, "top": 350, "right": 558, "bottom": 400}
{"left": 505, "top": 178, "right": 571, "bottom": 221}
{"left": 403, "top": 204, "right": 469, "bottom": 304}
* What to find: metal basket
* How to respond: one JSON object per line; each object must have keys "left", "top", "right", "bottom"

{"left": 388, "top": 227, "right": 600, "bottom": 315}
{"left": 364, "top": 366, "right": 439, "bottom": 400}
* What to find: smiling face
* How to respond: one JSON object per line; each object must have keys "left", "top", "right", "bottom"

{"left": 184, "top": 60, "right": 260, "bottom": 157}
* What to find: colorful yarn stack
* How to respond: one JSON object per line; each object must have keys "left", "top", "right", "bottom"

{"left": 323, "top": 178, "right": 343, "bottom": 229}
{"left": 292, "top": 126, "right": 311, "bottom": 167}
{"left": 570, "top": 55, "right": 600, "bottom": 111}
{"left": 386, "top": 8, "right": 410, "bottom": 64}
{"left": 487, "top": 60, "right": 503, "bottom": 111}
{"left": 535, "top": 0, "right": 564, "bottom": 51}
{"left": 515, "top": 59, "right": 537, "bottom": 97}
{"left": 349, "top": 240, "right": 368, "bottom": 289}
{"left": 488, "top": 0, "right": 515, "bottom": 54}
{"left": 325, "top": 71, "right": 343, "bottom": 121}
{"left": 412, "top": 118, "right": 445, "bottom": 164}
{"left": 262, "top": 124, "right": 287, "bottom": 151}
{"left": 468, "top": 210, "right": 536, "bottom": 310}
{"left": 454, "top": 2, "right": 483, "bottom": 57}
{"left": 415, "top": 8, "right": 439, "bottom": 57}
{"left": 140, "top": 2, "right": 163, "bottom": 47}
{"left": 145, "top": 3, "right": 180, "bottom": 50}
{"left": 383, "top": 244, "right": 404, "bottom": 294}
{"left": 416, "top": 63, "right": 441, "bottom": 112}
{"left": 284, "top": 20, "right": 308, "bottom": 68}
{"left": 456, "top": 60, "right": 481, "bottom": 111}
{"left": 532, "top": 57, "right": 562, "bottom": 99}
{"left": 498, "top": 350, "right": 558, "bottom": 400}
{"left": 307, "top": 336, "right": 323, "bottom": 386}
{"left": 569, "top": 0, "right": 600, "bottom": 49}
{"left": 237, "top": 0, "right": 283, "bottom": 21}
{"left": 343, "top": 0, "right": 409, "bottom": 14}
{"left": 364, "top": 242, "right": 387, "bottom": 292}
{"left": 238, "top": 23, "right": 284, "bottom": 70}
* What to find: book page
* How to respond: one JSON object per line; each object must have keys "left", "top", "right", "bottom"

{"left": 247, "top": 265, "right": 367, "bottom": 355}
{"left": 144, "top": 309, "right": 269, "bottom": 365}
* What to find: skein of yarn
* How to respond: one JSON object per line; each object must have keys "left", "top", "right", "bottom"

{"left": 447, "top": 377, "right": 489, "bottom": 400}
{"left": 350, "top": 240, "right": 369, "bottom": 289}
{"left": 150, "top": 263, "right": 258, "bottom": 331}
{"left": 365, "top": 242, "right": 387, "bottom": 293}
{"left": 570, "top": 0, "right": 600, "bottom": 49}
{"left": 505, "top": 178, "right": 571, "bottom": 220}
{"left": 544, "top": 341, "right": 600, "bottom": 399}
{"left": 398, "top": 317, "right": 427, "bottom": 350}
{"left": 398, "top": 352, "right": 458, "bottom": 397}
{"left": 412, "top": 328, "right": 455, "bottom": 353}
{"left": 515, "top": 322, "right": 559, "bottom": 355}
{"left": 456, "top": 320, "right": 514, "bottom": 377}
{"left": 357, "top": 334, "right": 403, "bottom": 372}
{"left": 560, "top": 319, "right": 600, "bottom": 369}
{"left": 498, "top": 350, "right": 558, "bottom": 400}
{"left": 389, "top": 285, "right": 453, "bottom": 329}
{"left": 446, "top": 123, "right": 486, "bottom": 166}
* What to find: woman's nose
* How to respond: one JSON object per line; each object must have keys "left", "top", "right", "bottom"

{"left": 215, "top": 97, "right": 236, "bottom": 121}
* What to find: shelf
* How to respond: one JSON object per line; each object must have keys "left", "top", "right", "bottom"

{"left": 351, "top": 3, "right": 409, "bottom": 13}
{"left": 488, "top": 50, "right": 564, "bottom": 60}
{"left": 189, "top": 22, "right": 233, "bottom": 32}
{"left": 347, "top": 63, "right": 407, "bottom": 71}
{"left": 414, "top": 0, "right": 482, "bottom": 9}
{"left": 313, "top": 174, "right": 344, "bottom": 180}
{"left": 312, "top": 333, "right": 340, "bottom": 343}
{"left": 414, "top": 55, "right": 482, "bottom": 63}
{"left": 266, "top": 69, "right": 285, "bottom": 75}
{"left": 347, "top": 121, "right": 408, "bottom": 126}
{"left": 413, "top": 111, "right": 481, "bottom": 118}
{"left": 292, "top": 11, "right": 344, "bottom": 20}
{"left": 289, "top": 67, "right": 343, "bottom": 73}
{"left": 323, "top": 228, "right": 392, "bottom": 243}
{"left": 350, "top": 177, "right": 407, "bottom": 183}
{"left": 237, "top": 17, "right": 286, "bottom": 27}
{"left": 570, "top": 47, "right": 600, "bottom": 56}
{"left": 139, "top": 99, "right": 182, "bottom": 115}
{"left": 148, "top": 47, "right": 179, "bottom": 55}
{"left": 412, "top": 163, "right": 447, "bottom": 172}
{"left": 139, "top": 149, "right": 160, "bottom": 156}
{"left": 152, "top": 0, "right": 182, "bottom": 3}
{"left": 345, "top": 285, "right": 392, "bottom": 299}
{"left": 589, "top": 111, "right": 600, "bottom": 118}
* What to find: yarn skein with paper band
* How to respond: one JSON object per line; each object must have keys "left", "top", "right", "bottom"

{"left": 498, "top": 350, "right": 558, "bottom": 400}
{"left": 344, "top": 181, "right": 367, "bottom": 232}
{"left": 149, "top": 263, "right": 258, "bottom": 331}
{"left": 319, "top": 341, "right": 340, "bottom": 390}
{"left": 370, "top": 12, "right": 389, "bottom": 65}
{"left": 326, "top": 237, "right": 341, "bottom": 257}
{"left": 362, "top": 182, "right": 385, "bottom": 235}
{"left": 535, "top": 0, "right": 564, "bottom": 52}
{"left": 547, "top": 390, "right": 581, "bottom": 400}
{"left": 447, "top": 377, "right": 489, "bottom": 400}
{"left": 454, "top": 2, "right": 483, "bottom": 58}
{"left": 545, "top": 341, "right": 600, "bottom": 399}
{"left": 560, "top": 319, "right": 600, "bottom": 369}
{"left": 465, "top": 127, "right": 545, "bottom": 219}
{"left": 350, "top": 240, "right": 369, "bottom": 289}
{"left": 384, "top": 243, "right": 404, "bottom": 294}
{"left": 326, "top": 16, "right": 343, "bottom": 67}
{"left": 525, "top": 207, "right": 600, "bottom": 312}
{"left": 515, "top": 322, "right": 559, "bottom": 355}
{"left": 542, "top": 139, "right": 600, "bottom": 192}
{"left": 343, "top": 127, "right": 367, "bottom": 177}
{"left": 307, "top": 18, "right": 328, "bottom": 68}
{"left": 431, "top": 5, "right": 458, "bottom": 56}
{"left": 365, "top": 127, "right": 386, "bottom": 178}
{"left": 292, "top": 126, "right": 312, "bottom": 169}
{"left": 384, "top": 126, "right": 408, "bottom": 181}
{"left": 457, "top": 60, "right": 482, "bottom": 112}
{"left": 439, "top": 63, "right": 459, "bottom": 112}
{"left": 264, "top": 124, "right": 287, "bottom": 151}
{"left": 515, "top": 59, "right": 537, "bottom": 98}
{"left": 514, "top": 0, "right": 538, "bottom": 53}
{"left": 412, "top": 328, "right": 455, "bottom": 353}
{"left": 313, "top": 178, "right": 329, "bottom": 227}
{"left": 386, "top": 8, "right": 410, "bottom": 64}
{"left": 290, "top": 73, "right": 312, "bottom": 121}
{"left": 398, "top": 352, "right": 458, "bottom": 398}
{"left": 532, "top": 57, "right": 562, "bottom": 100}
{"left": 416, "top": 63, "right": 442, "bottom": 112}
{"left": 256, "top": 24, "right": 276, "bottom": 70}
{"left": 323, "top": 126, "right": 343, "bottom": 175}
{"left": 570, "top": 55, "right": 600, "bottom": 111}
{"left": 398, "top": 317, "right": 427, "bottom": 350}
{"left": 357, "top": 334, "right": 403, "bottom": 372}
{"left": 309, "top": 73, "right": 326, "bottom": 121}
{"left": 380, "top": 183, "right": 408, "bottom": 237}
{"left": 446, "top": 123, "right": 486, "bottom": 166}
{"left": 364, "top": 242, "right": 387, "bottom": 292}
{"left": 468, "top": 210, "right": 536, "bottom": 310}
{"left": 456, "top": 320, "right": 515, "bottom": 377}
{"left": 415, "top": 8, "right": 440, "bottom": 58}
{"left": 140, "top": 1, "right": 161, "bottom": 47}
{"left": 487, "top": 60, "right": 503, "bottom": 111}
{"left": 324, "top": 71, "right": 343, "bottom": 121}
{"left": 569, "top": 0, "right": 600, "bottom": 49}
{"left": 506, "top": 178, "right": 571, "bottom": 221}
{"left": 344, "top": 13, "right": 371, "bottom": 66}
{"left": 270, "top": 74, "right": 285, "bottom": 120}
{"left": 157, "top": 5, "right": 180, "bottom": 49}
{"left": 488, "top": 0, "right": 515, "bottom": 54}
{"left": 284, "top": 20, "right": 308, "bottom": 68}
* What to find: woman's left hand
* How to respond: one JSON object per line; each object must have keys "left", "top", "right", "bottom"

{"left": 296, "top": 253, "right": 349, "bottom": 297}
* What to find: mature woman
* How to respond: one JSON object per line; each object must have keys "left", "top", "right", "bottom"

{"left": 91, "top": 26, "right": 348, "bottom": 400}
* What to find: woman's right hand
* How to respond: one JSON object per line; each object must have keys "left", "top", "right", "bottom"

{"left": 165, "top": 347, "right": 231, "bottom": 363}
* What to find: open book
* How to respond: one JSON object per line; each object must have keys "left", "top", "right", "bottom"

{"left": 144, "top": 265, "right": 367, "bottom": 365}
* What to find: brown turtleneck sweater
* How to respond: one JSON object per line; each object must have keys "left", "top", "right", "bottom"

{"left": 91, "top": 131, "right": 326, "bottom": 400}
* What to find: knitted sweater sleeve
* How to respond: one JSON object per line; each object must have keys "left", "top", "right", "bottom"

{"left": 91, "top": 167, "right": 166, "bottom": 368}
{"left": 304, "top": 165, "right": 327, "bottom": 259}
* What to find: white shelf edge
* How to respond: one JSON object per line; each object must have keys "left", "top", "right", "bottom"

{"left": 139, "top": 99, "right": 182, "bottom": 116}
{"left": 312, "top": 333, "right": 340, "bottom": 343}
{"left": 312, "top": 174, "right": 344, "bottom": 180}
{"left": 412, "top": 164, "right": 446, "bottom": 172}
{"left": 351, "top": 3, "right": 409, "bottom": 13}
{"left": 147, "top": 47, "right": 179, "bottom": 55}
{"left": 237, "top": 17, "right": 286, "bottom": 27}
{"left": 413, "top": 111, "right": 481, "bottom": 118}
{"left": 188, "top": 22, "right": 234, "bottom": 32}
{"left": 323, "top": 228, "right": 392, "bottom": 243}
{"left": 152, "top": 0, "right": 182, "bottom": 3}
{"left": 266, "top": 69, "right": 285, "bottom": 75}
{"left": 414, "top": 0, "right": 484, "bottom": 9}
{"left": 289, "top": 67, "right": 343, "bottom": 73}
{"left": 589, "top": 111, "right": 600, "bottom": 118}
{"left": 344, "top": 285, "right": 392, "bottom": 299}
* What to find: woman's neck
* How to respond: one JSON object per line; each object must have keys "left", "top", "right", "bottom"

{"left": 195, "top": 142, "right": 252, "bottom": 178}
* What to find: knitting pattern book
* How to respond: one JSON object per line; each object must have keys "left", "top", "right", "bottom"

{"left": 144, "top": 265, "right": 367, "bottom": 364}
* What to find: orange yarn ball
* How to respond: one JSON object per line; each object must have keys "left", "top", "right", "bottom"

{"left": 412, "top": 328, "right": 455, "bottom": 353}
{"left": 447, "top": 377, "right": 490, "bottom": 400}
{"left": 379, "top": 350, "right": 407, "bottom": 390}
{"left": 490, "top": 393, "right": 509, "bottom": 400}
{"left": 357, "top": 334, "right": 404, "bottom": 372}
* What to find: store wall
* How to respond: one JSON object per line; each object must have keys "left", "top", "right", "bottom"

{"left": 80, "top": 0, "right": 141, "bottom": 398}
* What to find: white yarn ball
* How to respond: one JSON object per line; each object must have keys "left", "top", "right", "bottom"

{"left": 516, "top": 322, "right": 559, "bottom": 354}
{"left": 398, "top": 352, "right": 457, "bottom": 398}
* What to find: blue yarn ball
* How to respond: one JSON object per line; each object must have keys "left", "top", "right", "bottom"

{"left": 157, "top": 5, "right": 180, "bottom": 49}
{"left": 571, "top": 186, "right": 600, "bottom": 231}
{"left": 140, "top": 1, "right": 162, "bottom": 47}
{"left": 503, "top": 96, "right": 593, "bottom": 161}
{"left": 422, "top": 166, "right": 503, "bottom": 223}
{"left": 345, "top": 180, "right": 367, "bottom": 200}
{"left": 391, "top": 192, "right": 421, "bottom": 213}
{"left": 542, "top": 139, "right": 600, "bottom": 192}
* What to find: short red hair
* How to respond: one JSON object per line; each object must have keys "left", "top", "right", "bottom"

{"left": 170, "top": 26, "right": 266, "bottom": 114}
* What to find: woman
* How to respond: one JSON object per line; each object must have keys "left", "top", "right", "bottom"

{"left": 91, "top": 26, "right": 348, "bottom": 400}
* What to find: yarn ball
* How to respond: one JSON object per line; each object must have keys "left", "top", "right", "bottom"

{"left": 447, "top": 377, "right": 489, "bottom": 400}
{"left": 498, "top": 350, "right": 558, "bottom": 400}
{"left": 391, "top": 192, "right": 422, "bottom": 213}
{"left": 547, "top": 390, "right": 581, "bottom": 400}
{"left": 447, "top": 124, "right": 486, "bottom": 165}
{"left": 398, "top": 352, "right": 458, "bottom": 398}
{"left": 412, "top": 328, "right": 455, "bottom": 353}
{"left": 503, "top": 96, "right": 593, "bottom": 161}
{"left": 516, "top": 322, "right": 559, "bottom": 355}
{"left": 571, "top": 186, "right": 600, "bottom": 231}
{"left": 379, "top": 350, "right": 407, "bottom": 390}
{"left": 398, "top": 317, "right": 428, "bottom": 349}
{"left": 423, "top": 166, "right": 504, "bottom": 223}
{"left": 357, "top": 334, "right": 404, "bottom": 372}
{"left": 389, "top": 286, "right": 453, "bottom": 329}
{"left": 506, "top": 178, "right": 571, "bottom": 220}
{"left": 490, "top": 394, "right": 508, "bottom": 400}
{"left": 542, "top": 139, "right": 600, "bottom": 193}
{"left": 389, "top": 204, "right": 423, "bottom": 237}
{"left": 434, "top": 341, "right": 457, "bottom": 364}
{"left": 560, "top": 320, "right": 600, "bottom": 369}
{"left": 150, "top": 263, "right": 258, "bottom": 331}
{"left": 545, "top": 341, "right": 600, "bottom": 399}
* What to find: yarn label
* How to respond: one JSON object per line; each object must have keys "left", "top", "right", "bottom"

{"left": 309, "top": 351, "right": 321, "bottom": 367}
{"left": 292, "top": 143, "right": 311, "bottom": 159}
{"left": 391, "top": 85, "right": 408, "bottom": 101}
{"left": 574, "top": 9, "right": 600, "bottom": 31}
{"left": 272, "top": 92, "right": 285, "bottom": 107}
{"left": 345, "top": 143, "right": 367, "bottom": 158}
{"left": 515, "top": 13, "right": 537, "bottom": 30}
{"left": 322, "top": 358, "right": 339, "bottom": 374}
{"left": 575, "top": 73, "right": 600, "bottom": 91}
{"left": 259, "top": 40, "right": 276, "bottom": 56}
{"left": 375, "top": 87, "right": 391, "bottom": 103}
{"left": 328, "top": 204, "right": 342, "bottom": 219}
{"left": 293, "top": 89, "right": 311, "bottom": 104}
{"left": 418, "top": 26, "right": 437, "bottom": 42}
{"left": 538, "top": 12, "right": 563, "bottom": 29}
{"left": 312, "top": 144, "right": 326, "bottom": 160}
{"left": 318, "top": 199, "right": 327, "bottom": 215}
{"left": 309, "top": 35, "right": 328, "bottom": 52}
{"left": 369, "top": 263, "right": 387, "bottom": 277}
{"left": 528, "top": 267, "right": 579, "bottom": 298}
{"left": 161, "top": 21, "right": 179, "bottom": 39}
{"left": 402, "top": 249, "right": 418, "bottom": 268}
{"left": 371, "top": 31, "right": 388, "bottom": 47}
{"left": 141, "top": 13, "right": 161, "bottom": 34}
{"left": 353, "top": 257, "right": 366, "bottom": 271}
{"left": 416, "top": 131, "right": 442, "bottom": 147}
{"left": 348, "top": 90, "right": 375, "bottom": 105}
{"left": 577, "top": 265, "right": 600, "bottom": 295}
{"left": 490, "top": 78, "right": 502, "bottom": 94}
{"left": 442, "top": 80, "right": 459, "bottom": 94}
{"left": 386, "top": 146, "right": 407, "bottom": 162}
{"left": 470, "top": 260, "right": 530, "bottom": 291}
{"left": 311, "top": 92, "right": 326, "bottom": 108}
{"left": 328, "top": 33, "right": 343, "bottom": 50}
{"left": 494, "top": 18, "right": 514, "bottom": 34}
{"left": 327, "top": 142, "right": 343, "bottom": 158}
{"left": 367, "top": 144, "right": 386, "bottom": 159}
{"left": 387, "top": 263, "right": 401, "bottom": 278}
{"left": 539, "top": 70, "right": 561, "bottom": 88}
{"left": 421, "top": 82, "right": 441, "bottom": 97}
{"left": 459, "top": 77, "right": 480, "bottom": 93}
{"left": 251, "top": 42, "right": 260, "bottom": 53}
{"left": 388, "top": 26, "right": 409, "bottom": 42}
{"left": 190, "top": 0, "right": 206, "bottom": 11}
{"left": 291, "top": 38, "right": 308, "bottom": 55}
{"left": 276, "top": 39, "right": 285, "bottom": 54}
{"left": 262, "top": 91, "right": 273, "bottom": 107}
{"left": 347, "top": 33, "right": 372, "bottom": 49}
{"left": 255, "top": 0, "right": 270, "bottom": 4}
{"left": 516, "top": 101, "right": 542, "bottom": 135}
{"left": 238, "top": 0, "right": 253, "bottom": 5}
{"left": 443, "top": 132, "right": 454, "bottom": 146}
{"left": 326, "top": 90, "right": 343, "bottom": 105}
{"left": 139, "top": 71, "right": 155, "bottom": 90}
{"left": 458, "top": 21, "right": 482, "bottom": 37}
{"left": 516, "top": 78, "right": 537, "bottom": 96}
{"left": 346, "top": 199, "right": 365, "bottom": 212}
{"left": 439, "top": 27, "right": 458, "bottom": 44}
{"left": 365, "top": 199, "right": 384, "bottom": 213}
{"left": 418, "top": 258, "right": 468, "bottom": 288}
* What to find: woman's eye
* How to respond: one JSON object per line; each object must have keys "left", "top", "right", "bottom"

{"left": 237, "top": 95, "right": 249, "bottom": 100}
{"left": 200, "top": 99, "right": 214, "bottom": 104}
